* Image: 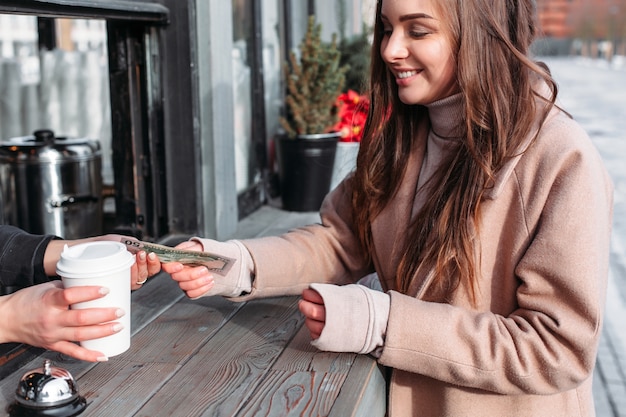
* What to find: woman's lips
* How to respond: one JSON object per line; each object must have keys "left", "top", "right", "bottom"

{"left": 395, "top": 69, "right": 420, "bottom": 86}
{"left": 397, "top": 70, "right": 418, "bottom": 79}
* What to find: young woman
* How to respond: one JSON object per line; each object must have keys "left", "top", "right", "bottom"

{"left": 0, "top": 225, "right": 161, "bottom": 362}
{"left": 163, "top": 0, "right": 614, "bottom": 415}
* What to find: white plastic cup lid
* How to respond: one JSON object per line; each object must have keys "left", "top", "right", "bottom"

{"left": 56, "top": 241, "right": 135, "bottom": 278}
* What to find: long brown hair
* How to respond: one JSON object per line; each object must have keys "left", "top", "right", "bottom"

{"left": 351, "top": 0, "right": 558, "bottom": 301}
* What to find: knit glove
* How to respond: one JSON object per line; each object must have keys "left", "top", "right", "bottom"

{"left": 309, "top": 283, "right": 390, "bottom": 355}
{"left": 190, "top": 238, "right": 254, "bottom": 298}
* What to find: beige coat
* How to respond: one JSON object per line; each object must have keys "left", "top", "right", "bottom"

{"left": 242, "top": 107, "right": 614, "bottom": 416}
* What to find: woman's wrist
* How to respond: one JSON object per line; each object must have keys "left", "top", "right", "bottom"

{"left": 43, "top": 239, "right": 68, "bottom": 276}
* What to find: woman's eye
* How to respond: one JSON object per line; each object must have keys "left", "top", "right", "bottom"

{"left": 409, "top": 30, "right": 428, "bottom": 39}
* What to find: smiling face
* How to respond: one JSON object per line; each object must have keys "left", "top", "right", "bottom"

{"left": 380, "top": 0, "right": 458, "bottom": 105}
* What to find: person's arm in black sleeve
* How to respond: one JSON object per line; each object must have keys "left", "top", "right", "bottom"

{"left": 0, "top": 225, "right": 59, "bottom": 293}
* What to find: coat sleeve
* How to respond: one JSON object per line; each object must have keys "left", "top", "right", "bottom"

{"left": 239, "top": 178, "right": 373, "bottom": 300}
{"left": 378, "top": 118, "right": 614, "bottom": 395}
{"left": 0, "top": 225, "right": 58, "bottom": 293}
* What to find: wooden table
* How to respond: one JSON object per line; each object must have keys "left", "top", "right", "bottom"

{"left": 0, "top": 207, "right": 387, "bottom": 416}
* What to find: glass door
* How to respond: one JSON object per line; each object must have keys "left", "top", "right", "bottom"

{"left": 232, "top": 0, "right": 268, "bottom": 218}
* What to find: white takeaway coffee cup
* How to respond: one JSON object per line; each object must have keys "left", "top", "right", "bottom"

{"left": 56, "top": 241, "right": 135, "bottom": 357}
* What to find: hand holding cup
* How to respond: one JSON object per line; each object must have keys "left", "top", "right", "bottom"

{"left": 56, "top": 241, "right": 135, "bottom": 358}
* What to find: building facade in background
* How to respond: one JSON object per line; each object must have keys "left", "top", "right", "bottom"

{"left": 536, "top": 0, "right": 626, "bottom": 56}
{"left": 537, "top": 0, "right": 573, "bottom": 38}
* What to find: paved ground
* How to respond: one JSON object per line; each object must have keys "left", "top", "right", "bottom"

{"left": 541, "top": 56, "right": 626, "bottom": 417}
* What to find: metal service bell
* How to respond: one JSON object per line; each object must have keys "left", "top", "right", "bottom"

{"left": 7, "top": 359, "right": 87, "bottom": 416}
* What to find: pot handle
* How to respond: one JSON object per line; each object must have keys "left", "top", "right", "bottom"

{"left": 49, "top": 195, "right": 99, "bottom": 208}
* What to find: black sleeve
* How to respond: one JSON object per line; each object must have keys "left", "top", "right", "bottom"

{"left": 0, "top": 225, "right": 59, "bottom": 294}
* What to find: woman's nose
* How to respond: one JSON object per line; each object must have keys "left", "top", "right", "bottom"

{"left": 381, "top": 31, "right": 408, "bottom": 63}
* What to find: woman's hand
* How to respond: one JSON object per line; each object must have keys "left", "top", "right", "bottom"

{"left": 130, "top": 250, "right": 161, "bottom": 290}
{"left": 161, "top": 240, "right": 215, "bottom": 299}
{"left": 93, "top": 234, "right": 162, "bottom": 289}
{"left": 162, "top": 263, "right": 215, "bottom": 299}
{"left": 298, "top": 288, "right": 326, "bottom": 340}
{"left": 0, "top": 281, "right": 125, "bottom": 362}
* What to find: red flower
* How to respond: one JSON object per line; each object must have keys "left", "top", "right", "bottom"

{"left": 333, "top": 90, "right": 370, "bottom": 142}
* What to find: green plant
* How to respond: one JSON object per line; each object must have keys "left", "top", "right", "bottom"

{"left": 339, "top": 28, "right": 372, "bottom": 94}
{"left": 280, "top": 16, "right": 348, "bottom": 138}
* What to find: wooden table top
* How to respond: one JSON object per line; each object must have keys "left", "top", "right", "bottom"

{"left": 0, "top": 207, "right": 387, "bottom": 417}
{"left": 0, "top": 275, "right": 385, "bottom": 416}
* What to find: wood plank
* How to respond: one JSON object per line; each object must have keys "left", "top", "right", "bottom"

{"left": 0, "top": 344, "right": 44, "bottom": 380}
{"left": 129, "top": 271, "right": 185, "bottom": 334}
{"left": 74, "top": 362, "right": 180, "bottom": 417}
{"left": 272, "top": 325, "right": 355, "bottom": 374}
{"left": 236, "top": 370, "right": 349, "bottom": 417}
{"left": 235, "top": 326, "right": 357, "bottom": 416}
{"left": 327, "top": 355, "right": 387, "bottom": 417}
{"left": 121, "top": 295, "right": 243, "bottom": 364}
{"left": 76, "top": 295, "right": 242, "bottom": 415}
{"left": 133, "top": 297, "right": 304, "bottom": 416}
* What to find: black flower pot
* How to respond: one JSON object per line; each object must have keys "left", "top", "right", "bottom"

{"left": 276, "top": 132, "right": 340, "bottom": 212}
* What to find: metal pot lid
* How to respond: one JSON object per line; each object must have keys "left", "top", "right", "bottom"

{"left": 0, "top": 129, "right": 101, "bottom": 163}
{"left": 14, "top": 360, "right": 81, "bottom": 408}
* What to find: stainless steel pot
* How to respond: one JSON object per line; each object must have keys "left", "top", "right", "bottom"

{"left": 0, "top": 129, "right": 103, "bottom": 239}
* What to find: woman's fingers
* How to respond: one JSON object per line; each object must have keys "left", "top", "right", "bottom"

{"left": 301, "top": 288, "right": 325, "bottom": 305}
{"left": 303, "top": 317, "right": 324, "bottom": 340}
{"left": 131, "top": 251, "right": 162, "bottom": 290}
{"left": 55, "top": 284, "right": 108, "bottom": 306}
{"left": 299, "top": 289, "right": 326, "bottom": 341}
{"left": 45, "top": 340, "right": 109, "bottom": 362}
{"left": 60, "top": 305, "right": 124, "bottom": 328}
{"left": 48, "top": 286, "right": 125, "bottom": 338}
{"left": 161, "top": 263, "right": 215, "bottom": 298}
{"left": 3, "top": 283, "right": 125, "bottom": 362}
{"left": 146, "top": 252, "right": 161, "bottom": 275}
{"left": 175, "top": 240, "right": 203, "bottom": 251}
{"left": 161, "top": 262, "right": 184, "bottom": 274}
{"left": 299, "top": 298, "right": 326, "bottom": 322}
